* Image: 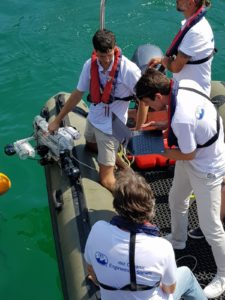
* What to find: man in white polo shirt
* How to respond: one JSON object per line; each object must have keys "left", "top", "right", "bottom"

{"left": 136, "top": 0, "right": 214, "bottom": 130}
{"left": 135, "top": 68, "right": 225, "bottom": 299}
{"left": 85, "top": 169, "right": 207, "bottom": 300}
{"left": 150, "top": 0, "right": 214, "bottom": 95}
{"left": 48, "top": 29, "right": 141, "bottom": 191}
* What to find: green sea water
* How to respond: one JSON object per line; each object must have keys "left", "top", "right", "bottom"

{"left": 0, "top": 0, "right": 225, "bottom": 299}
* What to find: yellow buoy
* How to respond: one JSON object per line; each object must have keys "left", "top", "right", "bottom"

{"left": 0, "top": 173, "right": 11, "bottom": 195}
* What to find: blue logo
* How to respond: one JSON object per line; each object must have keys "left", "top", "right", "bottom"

{"left": 95, "top": 252, "right": 108, "bottom": 266}
{"left": 195, "top": 107, "right": 204, "bottom": 120}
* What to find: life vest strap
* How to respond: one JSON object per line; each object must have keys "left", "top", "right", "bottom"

{"left": 187, "top": 48, "right": 217, "bottom": 65}
{"left": 178, "top": 87, "right": 210, "bottom": 101}
{"left": 86, "top": 95, "right": 134, "bottom": 103}
{"left": 97, "top": 281, "right": 159, "bottom": 291}
{"left": 166, "top": 6, "right": 206, "bottom": 57}
{"left": 96, "top": 231, "right": 160, "bottom": 292}
{"left": 171, "top": 86, "right": 220, "bottom": 149}
{"left": 197, "top": 111, "right": 219, "bottom": 148}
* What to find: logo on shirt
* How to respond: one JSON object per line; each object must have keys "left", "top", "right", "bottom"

{"left": 95, "top": 251, "right": 108, "bottom": 266}
{"left": 195, "top": 106, "right": 205, "bottom": 120}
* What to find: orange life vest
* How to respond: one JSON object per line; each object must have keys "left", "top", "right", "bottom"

{"left": 89, "top": 47, "right": 122, "bottom": 104}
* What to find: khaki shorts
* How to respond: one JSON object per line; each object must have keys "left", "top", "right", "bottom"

{"left": 84, "top": 120, "right": 119, "bottom": 166}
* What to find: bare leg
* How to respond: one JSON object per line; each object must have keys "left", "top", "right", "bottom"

{"left": 85, "top": 139, "right": 119, "bottom": 192}
{"left": 99, "top": 163, "right": 116, "bottom": 192}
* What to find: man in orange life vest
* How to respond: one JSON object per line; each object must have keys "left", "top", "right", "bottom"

{"left": 48, "top": 29, "right": 141, "bottom": 191}
{"left": 135, "top": 0, "right": 214, "bottom": 130}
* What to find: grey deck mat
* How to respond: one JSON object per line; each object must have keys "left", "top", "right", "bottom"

{"left": 143, "top": 168, "right": 225, "bottom": 300}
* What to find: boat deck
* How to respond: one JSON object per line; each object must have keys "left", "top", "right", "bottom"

{"left": 44, "top": 93, "right": 225, "bottom": 299}
{"left": 144, "top": 169, "right": 219, "bottom": 291}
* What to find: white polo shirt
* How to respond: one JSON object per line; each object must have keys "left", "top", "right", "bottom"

{"left": 85, "top": 220, "right": 176, "bottom": 300}
{"left": 172, "top": 80, "right": 225, "bottom": 176}
{"left": 77, "top": 55, "right": 141, "bottom": 134}
{"left": 173, "top": 16, "right": 214, "bottom": 96}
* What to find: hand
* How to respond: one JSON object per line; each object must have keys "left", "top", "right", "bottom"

{"left": 87, "top": 274, "right": 99, "bottom": 287}
{"left": 86, "top": 264, "right": 99, "bottom": 287}
{"left": 141, "top": 120, "right": 168, "bottom": 131}
{"left": 163, "top": 128, "right": 168, "bottom": 138}
{"left": 48, "top": 119, "right": 60, "bottom": 134}
{"left": 148, "top": 57, "right": 162, "bottom": 68}
{"left": 141, "top": 121, "right": 156, "bottom": 128}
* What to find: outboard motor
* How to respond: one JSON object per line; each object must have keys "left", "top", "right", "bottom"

{"left": 131, "top": 44, "right": 164, "bottom": 74}
{"left": 210, "top": 81, "right": 225, "bottom": 131}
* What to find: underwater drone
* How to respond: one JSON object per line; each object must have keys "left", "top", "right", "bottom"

{"left": 4, "top": 116, "right": 81, "bottom": 180}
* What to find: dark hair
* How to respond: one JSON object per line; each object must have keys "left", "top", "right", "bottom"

{"left": 135, "top": 68, "right": 170, "bottom": 101}
{"left": 113, "top": 169, "right": 155, "bottom": 224}
{"left": 195, "top": 0, "right": 211, "bottom": 8}
{"left": 92, "top": 29, "right": 116, "bottom": 53}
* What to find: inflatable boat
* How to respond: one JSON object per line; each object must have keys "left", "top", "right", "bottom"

{"left": 39, "top": 78, "right": 225, "bottom": 300}
{"left": 4, "top": 58, "right": 225, "bottom": 300}
{"left": 4, "top": 40, "right": 225, "bottom": 300}
{"left": 40, "top": 94, "right": 111, "bottom": 300}
{"left": 4, "top": 0, "right": 225, "bottom": 297}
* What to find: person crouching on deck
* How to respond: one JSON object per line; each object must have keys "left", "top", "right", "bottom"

{"left": 84, "top": 169, "right": 207, "bottom": 300}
